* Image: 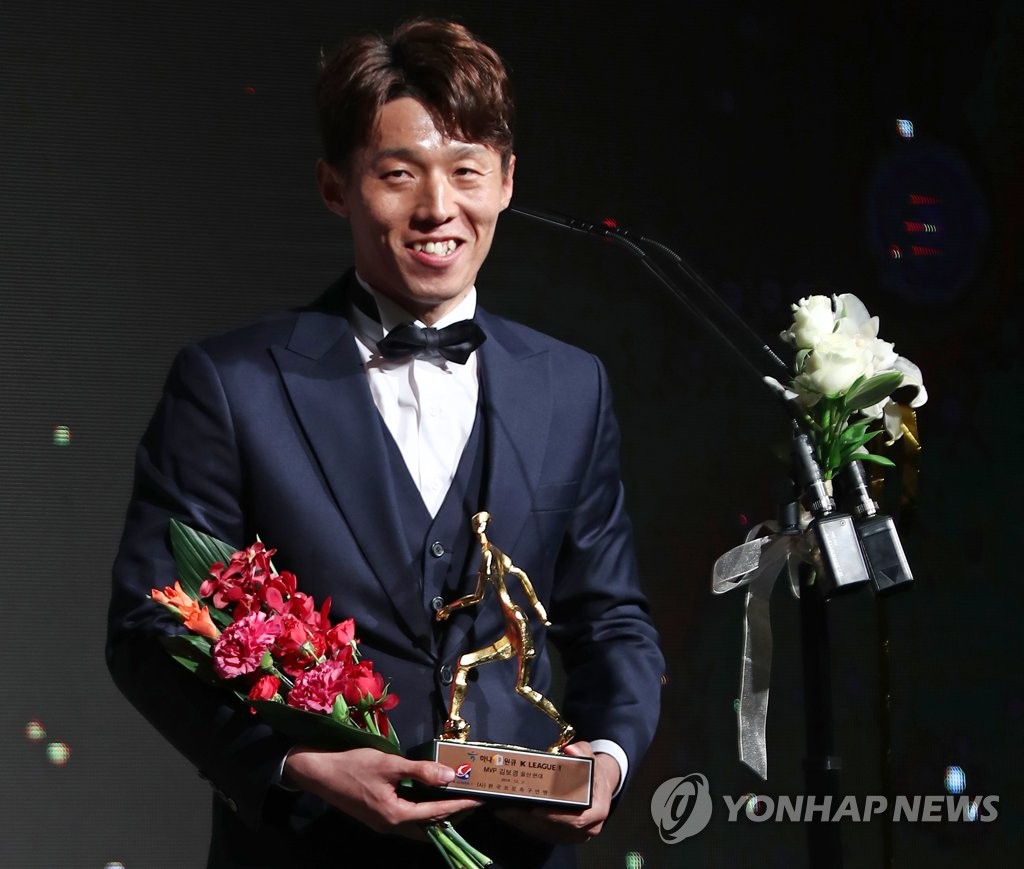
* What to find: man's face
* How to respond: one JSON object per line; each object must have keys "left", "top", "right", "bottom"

{"left": 318, "top": 97, "right": 515, "bottom": 324}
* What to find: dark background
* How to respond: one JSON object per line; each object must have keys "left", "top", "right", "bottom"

{"left": 2, "top": 1, "right": 1021, "bottom": 866}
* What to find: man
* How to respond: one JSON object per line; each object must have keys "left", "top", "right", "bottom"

{"left": 107, "top": 18, "right": 663, "bottom": 868}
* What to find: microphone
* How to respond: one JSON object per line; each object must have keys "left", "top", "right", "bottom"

{"left": 790, "top": 426, "right": 871, "bottom": 597}
{"left": 835, "top": 461, "right": 914, "bottom": 593}
{"left": 509, "top": 206, "right": 790, "bottom": 380}
{"left": 512, "top": 204, "right": 911, "bottom": 599}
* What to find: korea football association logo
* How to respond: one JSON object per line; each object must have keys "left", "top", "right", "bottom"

{"left": 650, "top": 773, "right": 714, "bottom": 843}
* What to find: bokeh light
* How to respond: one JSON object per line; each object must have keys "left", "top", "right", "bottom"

{"left": 46, "top": 741, "right": 71, "bottom": 767}
{"left": 624, "top": 850, "right": 645, "bottom": 869}
{"left": 24, "top": 720, "right": 47, "bottom": 741}
{"left": 52, "top": 425, "right": 71, "bottom": 446}
{"left": 745, "top": 793, "right": 767, "bottom": 817}
{"left": 944, "top": 765, "right": 966, "bottom": 794}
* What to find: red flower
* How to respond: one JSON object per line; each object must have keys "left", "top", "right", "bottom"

{"left": 326, "top": 618, "right": 356, "bottom": 658}
{"left": 212, "top": 611, "right": 282, "bottom": 679}
{"left": 339, "top": 660, "right": 386, "bottom": 706}
{"left": 273, "top": 614, "right": 327, "bottom": 678}
{"left": 199, "top": 543, "right": 277, "bottom": 615}
{"left": 371, "top": 693, "right": 400, "bottom": 738}
{"left": 260, "top": 570, "right": 298, "bottom": 613}
{"left": 247, "top": 675, "right": 281, "bottom": 708}
{"left": 287, "top": 659, "right": 347, "bottom": 714}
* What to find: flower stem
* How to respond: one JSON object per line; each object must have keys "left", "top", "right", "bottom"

{"left": 426, "top": 821, "right": 492, "bottom": 868}
{"left": 445, "top": 825, "right": 492, "bottom": 865}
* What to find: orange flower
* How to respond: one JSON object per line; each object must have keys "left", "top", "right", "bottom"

{"left": 151, "top": 581, "right": 196, "bottom": 611}
{"left": 183, "top": 604, "right": 221, "bottom": 640}
{"left": 151, "top": 582, "right": 221, "bottom": 640}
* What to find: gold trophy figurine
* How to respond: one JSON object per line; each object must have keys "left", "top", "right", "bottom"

{"left": 435, "top": 511, "right": 575, "bottom": 752}
{"left": 429, "top": 511, "right": 593, "bottom": 807}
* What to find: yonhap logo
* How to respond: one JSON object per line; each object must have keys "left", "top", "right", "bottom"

{"left": 651, "top": 774, "right": 714, "bottom": 843}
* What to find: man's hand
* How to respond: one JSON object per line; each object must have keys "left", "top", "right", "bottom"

{"left": 283, "top": 747, "right": 481, "bottom": 839}
{"left": 494, "top": 742, "right": 620, "bottom": 844}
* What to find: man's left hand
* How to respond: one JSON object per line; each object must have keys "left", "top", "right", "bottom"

{"left": 494, "top": 741, "right": 619, "bottom": 844}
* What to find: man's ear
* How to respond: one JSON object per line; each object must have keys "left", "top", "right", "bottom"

{"left": 499, "top": 153, "right": 516, "bottom": 211}
{"left": 315, "top": 159, "right": 350, "bottom": 218}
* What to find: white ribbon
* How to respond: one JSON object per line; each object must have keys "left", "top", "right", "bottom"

{"left": 712, "top": 522, "right": 811, "bottom": 779}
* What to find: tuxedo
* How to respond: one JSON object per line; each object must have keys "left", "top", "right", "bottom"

{"left": 107, "top": 274, "right": 664, "bottom": 867}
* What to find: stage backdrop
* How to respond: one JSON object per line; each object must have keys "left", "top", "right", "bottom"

{"left": 2, "top": 1, "right": 1021, "bottom": 867}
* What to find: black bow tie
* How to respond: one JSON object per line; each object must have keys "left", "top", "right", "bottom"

{"left": 376, "top": 320, "right": 486, "bottom": 365}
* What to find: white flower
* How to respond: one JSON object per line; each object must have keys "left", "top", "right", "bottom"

{"left": 797, "top": 332, "right": 874, "bottom": 397}
{"left": 833, "top": 293, "right": 895, "bottom": 375}
{"left": 780, "top": 289, "right": 928, "bottom": 475}
{"left": 831, "top": 292, "right": 928, "bottom": 426}
{"left": 782, "top": 295, "right": 835, "bottom": 349}
{"left": 873, "top": 357, "right": 929, "bottom": 440}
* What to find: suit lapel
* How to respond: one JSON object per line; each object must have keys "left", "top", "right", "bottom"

{"left": 476, "top": 309, "right": 552, "bottom": 556}
{"left": 434, "top": 310, "right": 551, "bottom": 664}
{"left": 270, "top": 285, "right": 431, "bottom": 643}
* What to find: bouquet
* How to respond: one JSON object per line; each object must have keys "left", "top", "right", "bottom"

{"left": 770, "top": 293, "right": 927, "bottom": 479}
{"left": 150, "top": 519, "right": 491, "bottom": 868}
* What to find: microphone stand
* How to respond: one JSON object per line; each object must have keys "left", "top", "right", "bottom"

{"left": 509, "top": 205, "right": 913, "bottom": 869}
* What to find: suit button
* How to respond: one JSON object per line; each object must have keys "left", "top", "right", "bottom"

{"left": 430, "top": 541, "right": 446, "bottom": 558}
{"left": 431, "top": 596, "right": 445, "bottom": 612}
{"left": 439, "top": 664, "right": 454, "bottom": 685}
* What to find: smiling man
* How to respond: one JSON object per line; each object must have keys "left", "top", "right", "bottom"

{"left": 316, "top": 95, "right": 514, "bottom": 323}
{"left": 107, "top": 18, "right": 663, "bottom": 869}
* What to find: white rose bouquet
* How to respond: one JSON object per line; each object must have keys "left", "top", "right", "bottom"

{"left": 770, "top": 293, "right": 927, "bottom": 480}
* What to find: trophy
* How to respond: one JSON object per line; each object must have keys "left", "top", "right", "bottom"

{"left": 431, "top": 511, "right": 593, "bottom": 808}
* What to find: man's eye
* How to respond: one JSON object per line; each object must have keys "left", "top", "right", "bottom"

{"left": 454, "top": 167, "right": 481, "bottom": 176}
{"left": 383, "top": 169, "right": 410, "bottom": 179}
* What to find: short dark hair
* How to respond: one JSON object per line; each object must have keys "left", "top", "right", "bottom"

{"left": 317, "top": 19, "right": 515, "bottom": 173}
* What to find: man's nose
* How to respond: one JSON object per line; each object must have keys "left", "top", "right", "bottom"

{"left": 415, "top": 173, "right": 455, "bottom": 223}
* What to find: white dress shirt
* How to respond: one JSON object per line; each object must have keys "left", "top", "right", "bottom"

{"left": 350, "top": 278, "right": 480, "bottom": 518}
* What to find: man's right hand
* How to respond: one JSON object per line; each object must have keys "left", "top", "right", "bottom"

{"left": 282, "top": 747, "right": 481, "bottom": 839}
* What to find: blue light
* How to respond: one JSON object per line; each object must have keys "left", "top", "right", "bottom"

{"left": 944, "top": 765, "right": 966, "bottom": 794}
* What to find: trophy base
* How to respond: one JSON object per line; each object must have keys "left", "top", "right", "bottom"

{"left": 429, "top": 739, "right": 593, "bottom": 808}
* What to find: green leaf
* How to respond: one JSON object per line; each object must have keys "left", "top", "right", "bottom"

{"left": 837, "top": 418, "right": 872, "bottom": 442}
{"left": 331, "top": 694, "right": 350, "bottom": 723}
{"left": 168, "top": 520, "right": 238, "bottom": 625}
{"left": 249, "top": 699, "right": 402, "bottom": 754}
{"left": 845, "top": 372, "right": 903, "bottom": 413}
{"left": 838, "top": 427, "right": 881, "bottom": 457}
{"left": 856, "top": 452, "right": 896, "bottom": 469}
{"left": 160, "top": 634, "right": 219, "bottom": 683}
{"left": 841, "top": 374, "right": 866, "bottom": 403}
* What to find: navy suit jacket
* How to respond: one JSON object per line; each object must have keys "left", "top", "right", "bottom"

{"left": 107, "top": 275, "right": 664, "bottom": 867}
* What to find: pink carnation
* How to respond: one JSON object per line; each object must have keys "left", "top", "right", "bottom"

{"left": 212, "top": 611, "right": 282, "bottom": 679}
{"left": 287, "top": 659, "right": 347, "bottom": 714}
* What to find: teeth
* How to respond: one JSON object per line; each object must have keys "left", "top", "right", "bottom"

{"left": 412, "top": 240, "right": 457, "bottom": 256}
